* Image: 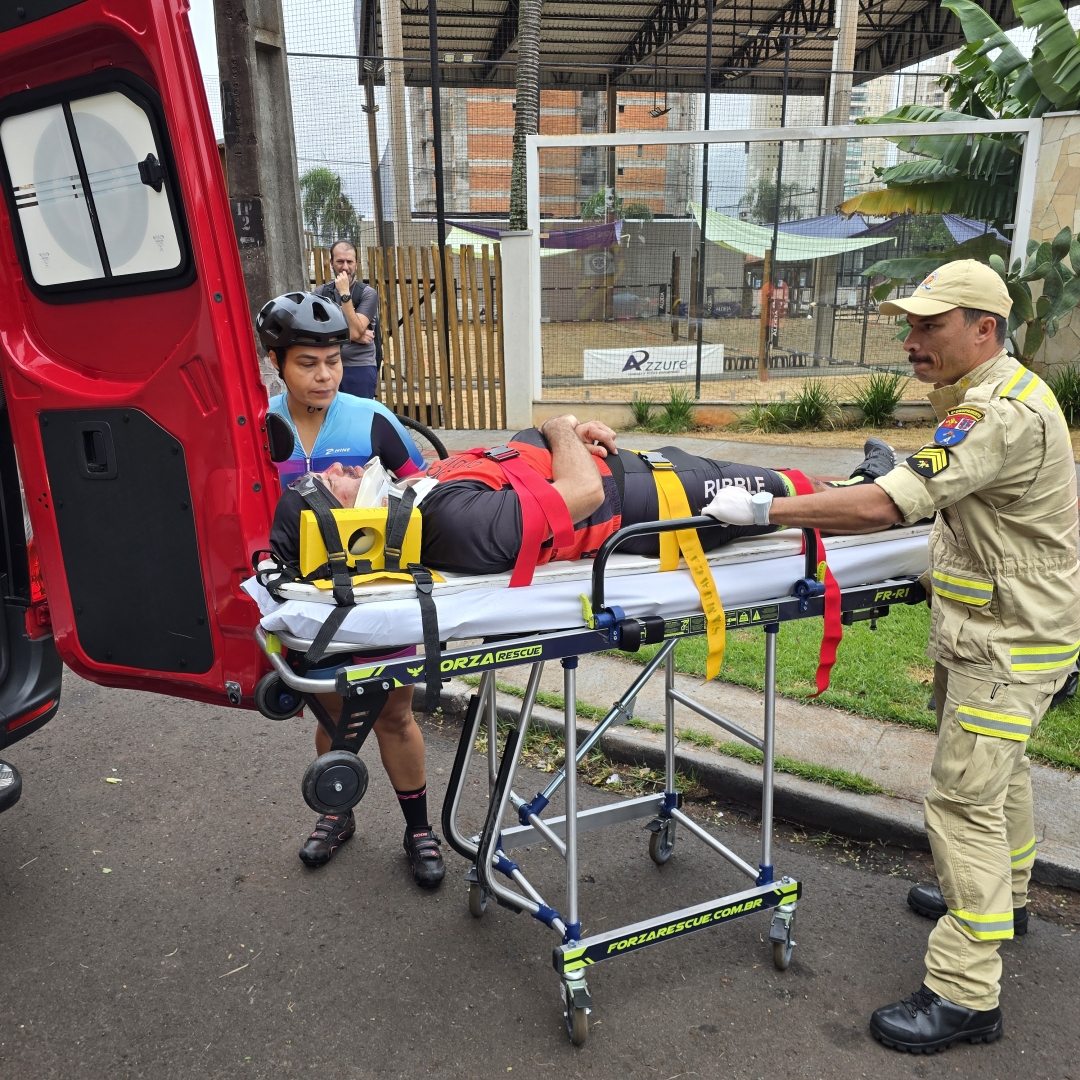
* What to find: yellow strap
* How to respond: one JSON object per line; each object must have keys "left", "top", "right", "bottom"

{"left": 647, "top": 463, "right": 727, "bottom": 679}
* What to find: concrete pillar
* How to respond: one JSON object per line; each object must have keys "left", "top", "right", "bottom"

{"left": 215, "top": 0, "right": 305, "bottom": 351}
{"left": 498, "top": 231, "right": 536, "bottom": 429}
{"left": 811, "top": 0, "right": 858, "bottom": 362}
{"left": 380, "top": 0, "right": 413, "bottom": 236}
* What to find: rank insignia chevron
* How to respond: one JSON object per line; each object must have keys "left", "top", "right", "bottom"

{"left": 906, "top": 445, "right": 950, "bottom": 478}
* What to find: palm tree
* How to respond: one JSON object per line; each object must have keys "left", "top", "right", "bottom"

{"left": 299, "top": 167, "right": 363, "bottom": 246}
{"left": 508, "top": 0, "right": 542, "bottom": 231}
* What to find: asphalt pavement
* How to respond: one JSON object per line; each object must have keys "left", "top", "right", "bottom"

{"left": 2, "top": 670, "right": 1078, "bottom": 1080}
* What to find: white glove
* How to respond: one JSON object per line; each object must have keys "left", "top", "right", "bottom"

{"left": 702, "top": 486, "right": 756, "bottom": 525}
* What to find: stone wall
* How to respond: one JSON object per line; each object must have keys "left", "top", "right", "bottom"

{"left": 1029, "top": 112, "right": 1080, "bottom": 368}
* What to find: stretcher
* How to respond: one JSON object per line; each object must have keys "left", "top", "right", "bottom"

{"left": 248, "top": 519, "right": 930, "bottom": 1045}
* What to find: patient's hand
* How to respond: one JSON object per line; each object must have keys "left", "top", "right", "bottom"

{"left": 574, "top": 420, "right": 618, "bottom": 458}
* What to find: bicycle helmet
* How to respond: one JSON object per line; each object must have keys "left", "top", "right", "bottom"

{"left": 257, "top": 292, "right": 350, "bottom": 351}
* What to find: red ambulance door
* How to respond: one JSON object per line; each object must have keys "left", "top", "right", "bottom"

{"left": 0, "top": 0, "right": 278, "bottom": 707}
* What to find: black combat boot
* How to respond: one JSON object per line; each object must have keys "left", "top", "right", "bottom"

{"left": 870, "top": 985, "right": 1002, "bottom": 1053}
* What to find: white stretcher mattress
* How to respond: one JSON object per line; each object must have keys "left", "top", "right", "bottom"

{"left": 242, "top": 525, "right": 930, "bottom": 650}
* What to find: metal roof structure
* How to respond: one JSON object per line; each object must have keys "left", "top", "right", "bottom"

{"left": 353, "top": 0, "right": 1029, "bottom": 95}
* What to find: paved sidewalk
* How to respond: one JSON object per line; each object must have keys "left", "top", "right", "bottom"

{"left": 439, "top": 650, "right": 1080, "bottom": 889}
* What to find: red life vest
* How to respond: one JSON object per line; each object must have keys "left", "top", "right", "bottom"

{"left": 425, "top": 443, "right": 622, "bottom": 585}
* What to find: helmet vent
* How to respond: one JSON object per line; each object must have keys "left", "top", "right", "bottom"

{"left": 311, "top": 301, "right": 331, "bottom": 323}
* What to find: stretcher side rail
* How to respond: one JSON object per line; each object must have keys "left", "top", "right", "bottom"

{"left": 250, "top": 575, "right": 926, "bottom": 700}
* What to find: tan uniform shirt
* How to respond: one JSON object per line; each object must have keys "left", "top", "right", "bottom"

{"left": 876, "top": 349, "right": 1080, "bottom": 684}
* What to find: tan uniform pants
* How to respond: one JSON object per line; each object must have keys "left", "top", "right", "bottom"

{"left": 923, "top": 663, "right": 1061, "bottom": 1010}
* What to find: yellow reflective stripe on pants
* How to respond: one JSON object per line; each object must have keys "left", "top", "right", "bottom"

{"left": 930, "top": 571, "right": 993, "bottom": 606}
{"left": 955, "top": 705, "right": 1031, "bottom": 741}
{"left": 647, "top": 463, "right": 726, "bottom": 680}
{"left": 1009, "top": 640, "right": 1080, "bottom": 672}
{"left": 949, "top": 908, "right": 1015, "bottom": 941}
{"left": 1010, "top": 836, "right": 1036, "bottom": 869}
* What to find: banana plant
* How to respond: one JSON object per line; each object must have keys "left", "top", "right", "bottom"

{"left": 839, "top": 0, "right": 1080, "bottom": 223}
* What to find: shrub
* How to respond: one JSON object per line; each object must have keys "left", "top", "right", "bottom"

{"left": 629, "top": 396, "right": 653, "bottom": 428}
{"left": 851, "top": 370, "right": 909, "bottom": 427}
{"left": 1048, "top": 365, "right": 1080, "bottom": 428}
{"left": 744, "top": 400, "right": 797, "bottom": 434}
{"left": 792, "top": 380, "right": 840, "bottom": 430}
{"left": 652, "top": 385, "right": 696, "bottom": 434}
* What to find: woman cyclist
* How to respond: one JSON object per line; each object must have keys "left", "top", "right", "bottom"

{"left": 255, "top": 292, "right": 444, "bottom": 887}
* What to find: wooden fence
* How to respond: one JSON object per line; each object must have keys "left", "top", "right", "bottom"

{"left": 306, "top": 243, "right": 506, "bottom": 430}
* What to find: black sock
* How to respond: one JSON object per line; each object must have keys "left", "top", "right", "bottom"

{"left": 395, "top": 784, "right": 430, "bottom": 831}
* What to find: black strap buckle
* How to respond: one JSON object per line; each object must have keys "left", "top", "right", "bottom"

{"left": 639, "top": 451, "right": 673, "bottom": 470}
{"left": 485, "top": 445, "right": 520, "bottom": 462}
{"left": 409, "top": 565, "right": 434, "bottom": 594}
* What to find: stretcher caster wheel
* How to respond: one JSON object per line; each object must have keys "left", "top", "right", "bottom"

{"left": 468, "top": 881, "right": 488, "bottom": 918}
{"left": 302, "top": 751, "right": 369, "bottom": 814}
{"left": 562, "top": 980, "right": 591, "bottom": 1047}
{"left": 254, "top": 672, "right": 304, "bottom": 721}
{"left": 647, "top": 818, "right": 676, "bottom": 865}
{"left": 769, "top": 909, "right": 796, "bottom": 971}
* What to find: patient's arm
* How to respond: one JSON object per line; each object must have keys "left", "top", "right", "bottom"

{"left": 542, "top": 415, "right": 606, "bottom": 524}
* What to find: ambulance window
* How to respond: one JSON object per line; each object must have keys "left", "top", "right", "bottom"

{"left": 0, "top": 79, "right": 191, "bottom": 298}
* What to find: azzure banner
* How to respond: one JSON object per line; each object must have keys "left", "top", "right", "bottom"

{"left": 583, "top": 344, "right": 725, "bottom": 381}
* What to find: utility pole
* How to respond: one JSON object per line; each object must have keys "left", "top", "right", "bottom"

{"left": 214, "top": 0, "right": 305, "bottom": 362}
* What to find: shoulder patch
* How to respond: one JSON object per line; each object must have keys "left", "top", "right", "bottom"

{"left": 906, "top": 445, "right": 950, "bottom": 478}
{"left": 934, "top": 407, "right": 983, "bottom": 446}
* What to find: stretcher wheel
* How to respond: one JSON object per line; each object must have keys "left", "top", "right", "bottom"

{"left": 302, "top": 751, "right": 369, "bottom": 814}
{"left": 648, "top": 819, "right": 676, "bottom": 865}
{"left": 468, "top": 881, "right": 488, "bottom": 918}
{"left": 254, "top": 672, "right": 304, "bottom": 721}
{"left": 562, "top": 984, "right": 588, "bottom": 1047}
{"left": 771, "top": 911, "right": 796, "bottom": 971}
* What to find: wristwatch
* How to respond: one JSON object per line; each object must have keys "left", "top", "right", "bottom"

{"left": 338, "top": 291, "right": 352, "bottom": 305}
{"left": 750, "top": 491, "right": 774, "bottom": 526}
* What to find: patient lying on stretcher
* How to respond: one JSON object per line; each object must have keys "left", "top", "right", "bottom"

{"left": 269, "top": 414, "right": 897, "bottom": 577}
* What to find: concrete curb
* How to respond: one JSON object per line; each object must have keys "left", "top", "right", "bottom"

{"left": 420, "top": 680, "right": 1080, "bottom": 891}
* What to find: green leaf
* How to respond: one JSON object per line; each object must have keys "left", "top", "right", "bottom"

{"left": 1044, "top": 263, "right": 1064, "bottom": 304}
{"left": 1037, "top": 293, "right": 1052, "bottom": 318}
{"left": 1052, "top": 226, "right": 1073, "bottom": 263}
{"left": 1070, "top": 240, "right": 1080, "bottom": 274}
{"left": 1008, "top": 280, "right": 1035, "bottom": 322}
{"left": 989, "top": 254, "right": 1007, "bottom": 278}
{"left": 1028, "top": 238, "right": 1040, "bottom": 258}
{"left": 1011, "top": 258, "right": 1023, "bottom": 275}
{"left": 1023, "top": 316, "right": 1046, "bottom": 359}
{"left": 1014, "top": 0, "right": 1068, "bottom": 31}
{"left": 1048, "top": 271, "right": 1080, "bottom": 321}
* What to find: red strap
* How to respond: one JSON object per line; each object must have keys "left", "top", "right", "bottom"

{"left": 497, "top": 455, "right": 575, "bottom": 587}
{"left": 780, "top": 470, "right": 843, "bottom": 696}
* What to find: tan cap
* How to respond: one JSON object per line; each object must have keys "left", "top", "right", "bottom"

{"left": 878, "top": 259, "right": 1012, "bottom": 319}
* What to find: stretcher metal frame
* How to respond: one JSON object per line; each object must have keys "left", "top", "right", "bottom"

{"left": 253, "top": 518, "right": 927, "bottom": 1045}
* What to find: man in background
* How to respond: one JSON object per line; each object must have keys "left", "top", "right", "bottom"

{"left": 315, "top": 240, "right": 381, "bottom": 398}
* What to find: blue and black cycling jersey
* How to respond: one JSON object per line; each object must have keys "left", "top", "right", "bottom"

{"left": 268, "top": 392, "right": 425, "bottom": 486}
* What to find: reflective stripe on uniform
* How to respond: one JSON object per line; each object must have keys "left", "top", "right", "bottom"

{"left": 1009, "top": 640, "right": 1080, "bottom": 672}
{"left": 949, "top": 908, "right": 1015, "bottom": 940}
{"left": 1000, "top": 367, "right": 1039, "bottom": 401}
{"left": 955, "top": 705, "right": 1031, "bottom": 740}
{"left": 931, "top": 570, "right": 994, "bottom": 606}
{"left": 1010, "top": 837, "right": 1037, "bottom": 869}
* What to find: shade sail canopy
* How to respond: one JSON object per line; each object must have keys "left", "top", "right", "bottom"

{"left": 688, "top": 204, "right": 895, "bottom": 262}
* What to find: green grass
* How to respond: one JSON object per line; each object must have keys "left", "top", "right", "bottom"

{"left": 618, "top": 603, "right": 1080, "bottom": 771}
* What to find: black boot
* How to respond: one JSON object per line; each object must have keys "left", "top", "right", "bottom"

{"left": 870, "top": 985, "right": 1002, "bottom": 1053}
{"left": 907, "top": 884, "right": 1028, "bottom": 936}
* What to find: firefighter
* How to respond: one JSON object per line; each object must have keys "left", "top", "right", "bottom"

{"left": 702, "top": 259, "right": 1080, "bottom": 1053}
